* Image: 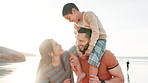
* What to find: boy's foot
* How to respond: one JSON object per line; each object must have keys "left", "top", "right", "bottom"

{"left": 76, "top": 72, "right": 86, "bottom": 83}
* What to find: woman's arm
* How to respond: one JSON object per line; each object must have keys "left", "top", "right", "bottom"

{"left": 69, "top": 53, "right": 79, "bottom": 76}
{"left": 62, "top": 79, "right": 71, "bottom": 83}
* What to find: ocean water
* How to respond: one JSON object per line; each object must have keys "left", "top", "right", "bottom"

{"left": 0, "top": 56, "right": 40, "bottom": 83}
{"left": 0, "top": 56, "right": 148, "bottom": 83}
{"left": 118, "top": 57, "right": 148, "bottom": 83}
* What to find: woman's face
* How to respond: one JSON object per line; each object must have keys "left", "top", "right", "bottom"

{"left": 52, "top": 40, "right": 64, "bottom": 56}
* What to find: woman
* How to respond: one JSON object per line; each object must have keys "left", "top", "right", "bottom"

{"left": 36, "top": 39, "right": 74, "bottom": 83}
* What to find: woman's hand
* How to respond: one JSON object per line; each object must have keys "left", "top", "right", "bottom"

{"left": 69, "top": 53, "right": 79, "bottom": 75}
{"left": 89, "top": 75, "right": 101, "bottom": 83}
{"left": 63, "top": 79, "right": 71, "bottom": 83}
{"left": 70, "top": 56, "right": 77, "bottom": 71}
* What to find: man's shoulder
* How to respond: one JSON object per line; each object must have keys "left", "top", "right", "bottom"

{"left": 103, "top": 50, "right": 114, "bottom": 56}
{"left": 100, "top": 50, "right": 119, "bottom": 68}
{"left": 68, "top": 46, "right": 78, "bottom": 56}
{"left": 101, "top": 50, "right": 117, "bottom": 62}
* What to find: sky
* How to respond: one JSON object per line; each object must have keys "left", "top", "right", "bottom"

{"left": 0, "top": 0, "right": 148, "bottom": 57}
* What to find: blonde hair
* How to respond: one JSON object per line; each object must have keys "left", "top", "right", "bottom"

{"left": 37, "top": 39, "right": 53, "bottom": 74}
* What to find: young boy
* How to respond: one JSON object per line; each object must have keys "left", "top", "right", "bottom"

{"left": 62, "top": 3, "right": 107, "bottom": 82}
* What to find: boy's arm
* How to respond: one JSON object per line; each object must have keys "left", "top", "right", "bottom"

{"left": 85, "top": 12, "right": 101, "bottom": 51}
{"left": 74, "top": 24, "right": 80, "bottom": 35}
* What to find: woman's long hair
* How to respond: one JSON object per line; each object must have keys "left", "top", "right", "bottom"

{"left": 36, "top": 39, "right": 53, "bottom": 76}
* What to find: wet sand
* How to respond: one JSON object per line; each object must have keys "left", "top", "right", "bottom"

{"left": 0, "top": 56, "right": 148, "bottom": 83}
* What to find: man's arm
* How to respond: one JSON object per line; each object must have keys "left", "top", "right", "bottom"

{"left": 105, "top": 65, "right": 124, "bottom": 83}
{"left": 89, "top": 65, "right": 124, "bottom": 83}
{"left": 90, "top": 50, "right": 124, "bottom": 83}
{"left": 104, "top": 51, "right": 124, "bottom": 83}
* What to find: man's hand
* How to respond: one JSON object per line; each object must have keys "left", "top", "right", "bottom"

{"left": 62, "top": 79, "right": 71, "bottom": 83}
{"left": 89, "top": 75, "right": 101, "bottom": 83}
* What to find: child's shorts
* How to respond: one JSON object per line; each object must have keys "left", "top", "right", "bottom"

{"left": 88, "top": 39, "right": 106, "bottom": 67}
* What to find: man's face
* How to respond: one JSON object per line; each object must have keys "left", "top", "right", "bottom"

{"left": 76, "top": 33, "right": 90, "bottom": 52}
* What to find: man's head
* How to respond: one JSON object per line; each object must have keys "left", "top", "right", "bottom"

{"left": 62, "top": 3, "right": 80, "bottom": 23}
{"left": 76, "top": 28, "right": 92, "bottom": 54}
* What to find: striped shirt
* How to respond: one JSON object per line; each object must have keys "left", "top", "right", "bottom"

{"left": 36, "top": 51, "right": 74, "bottom": 83}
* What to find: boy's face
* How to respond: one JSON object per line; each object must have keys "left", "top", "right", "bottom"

{"left": 63, "top": 9, "right": 79, "bottom": 23}
{"left": 64, "top": 14, "right": 79, "bottom": 23}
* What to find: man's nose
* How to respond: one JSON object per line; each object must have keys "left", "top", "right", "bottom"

{"left": 77, "top": 42, "right": 82, "bottom": 46}
{"left": 76, "top": 42, "right": 80, "bottom": 46}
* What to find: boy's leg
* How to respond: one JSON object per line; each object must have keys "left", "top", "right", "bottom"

{"left": 69, "top": 52, "right": 86, "bottom": 83}
{"left": 89, "top": 64, "right": 98, "bottom": 76}
{"left": 88, "top": 39, "right": 106, "bottom": 82}
{"left": 88, "top": 39, "right": 106, "bottom": 68}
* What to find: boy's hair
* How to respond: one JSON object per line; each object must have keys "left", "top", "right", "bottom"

{"left": 78, "top": 28, "right": 92, "bottom": 38}
{"left": 62, "top": 3, "right": 79, "bottom": 16}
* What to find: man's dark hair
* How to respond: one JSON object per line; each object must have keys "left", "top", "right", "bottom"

{"left": 62, "top": 3, "right": 79, "bottom": 16}
{"left": 78, "top": 28, "right": 92, "bottom": 39}
{"left": 78, "top": 28, "right": 92, "bottom": 54}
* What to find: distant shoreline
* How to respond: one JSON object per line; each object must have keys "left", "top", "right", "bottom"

{"left": 117, "top": 56, "right": 148, "bottom": 59}
{"left": 22, "top": 52, "right": 39, "bottom": 57}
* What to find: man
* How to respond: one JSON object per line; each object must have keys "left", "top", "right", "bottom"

{"left": 69, "top": 28, "right": 124, "bottom": 83}
{"left": 126, "top": 60, "right": 130, "bottom": 71}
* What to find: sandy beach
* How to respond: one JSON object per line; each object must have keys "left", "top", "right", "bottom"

{"left": 0, "top": 55, "right": 148, "bottom": 83}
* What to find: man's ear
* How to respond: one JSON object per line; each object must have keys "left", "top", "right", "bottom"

{"left": 72, "top": 8, "right": 77, "bottom": 14}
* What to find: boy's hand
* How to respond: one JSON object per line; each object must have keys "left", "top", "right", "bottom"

{"left": 77, "top": 51, "right": 83, "bottom": 57}
{"left": 77, "top": 51, "right": 87, "bottom": 59}
{"left": 84, "top": 49, "right": 92, "bottom": 57}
